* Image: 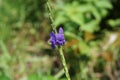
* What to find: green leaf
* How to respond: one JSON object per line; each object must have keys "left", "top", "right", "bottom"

{"left": 60, "top": 78, "right": 67, "bottom": 80}
{"left": 28, "top": 74, "right": 56, "bottom": 80}
{"left": 79, "top": 41, "right": 90, "bottom": 54}
{"left": 0, "top": 75, "right": 10, "bottom": 80}
{"left": 55, "top": 12, "right": 68, "bottom": 26}
{"left": 28, "top": 74, "right": 42, "bottom": 80}
{"left": 100, "top": 9, "right": 108, "bottom": 17}
{"left": 91, "top": 5, "right": 101, "bottom": 21}
{"left": 95, "top": 0, "right": 112, "bottom": 9}
{"left": 80, "top": 21, "right": 99, "bottom": 33}
{"left": 108, "top": 19, "right": 120, "bottom": 27}
{"left": 0, "top": 26, "right": 10, "bottom": 40}
{"left": 42, "top": 75, "right": 56, "bottom": 80}
{"left": 69, "top": 13, "right": 84, "bottom": 25}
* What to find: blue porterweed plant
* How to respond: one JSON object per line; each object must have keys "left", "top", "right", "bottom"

{"left": 50, "top": 27, "right": 66, "bottom": 49}
{"left": 47, "top": 0, "right": 71, "bottom": 80}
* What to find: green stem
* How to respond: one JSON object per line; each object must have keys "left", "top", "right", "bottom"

{"left": 46, "top": 1, "right": 71, "bottom": 79}
{"left": 47, "top": 0, "right": 57, "bottom": 33}
{"left": 59, "top": 47, "right": 71, "bottom": 80}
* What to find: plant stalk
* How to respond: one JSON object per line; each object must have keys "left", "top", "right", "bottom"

{"left": 46, "top": 1, "right": 71, "bottom": 80}
{"left": 59, "top": 47, "right": 71, "bottom": 80}
{"left": 47, "top": 0, "right": 57, "bottom": 33}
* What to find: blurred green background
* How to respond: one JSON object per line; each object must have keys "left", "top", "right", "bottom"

{"left": 0, "top": 0, "right": 120, "bottom": 80}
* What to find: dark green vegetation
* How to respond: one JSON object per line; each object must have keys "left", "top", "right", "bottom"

{"left": 0, "top": 0, "right": 120, "bottom": 80}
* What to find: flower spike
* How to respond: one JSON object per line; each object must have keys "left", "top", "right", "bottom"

{"left": 49, "top": 27, "right": 65, "bottom": 49}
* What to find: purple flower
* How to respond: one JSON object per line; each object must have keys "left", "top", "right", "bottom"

{"left": 50, "top": 27, "right": 66, "bottom": 49}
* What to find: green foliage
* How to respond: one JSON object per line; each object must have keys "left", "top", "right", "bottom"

{"left": 55, "top": 0, "right": 112, "bottom": 32}
{"left": 0, "top": 0, "right": 46, "bottom": 28}
{"left": 28, "top": 73, "right": 56, "bottom": 80}
{"left": 0, "top": 70, "right": 10, "bottom": 80}
{"left": 0, "top": 27, "right": 10, "bottom": 40}
{"left": 0, "top": 75, "right": 10, "bottom": 80}
{"left": 0, "top": 0, "right": 26, "bottom": 28}
{"left": 108, "top": 19, "right": 120, "bottom": 27}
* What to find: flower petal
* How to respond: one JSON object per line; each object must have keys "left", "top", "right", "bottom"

{"left": 50, "top": 31, "right": 55, "bottom": 36}
{"left": 51, "top": 44, "right": 56, "bottom": 49}
{"left": 59, "top": 27, "right": 63, "bottom": 34}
